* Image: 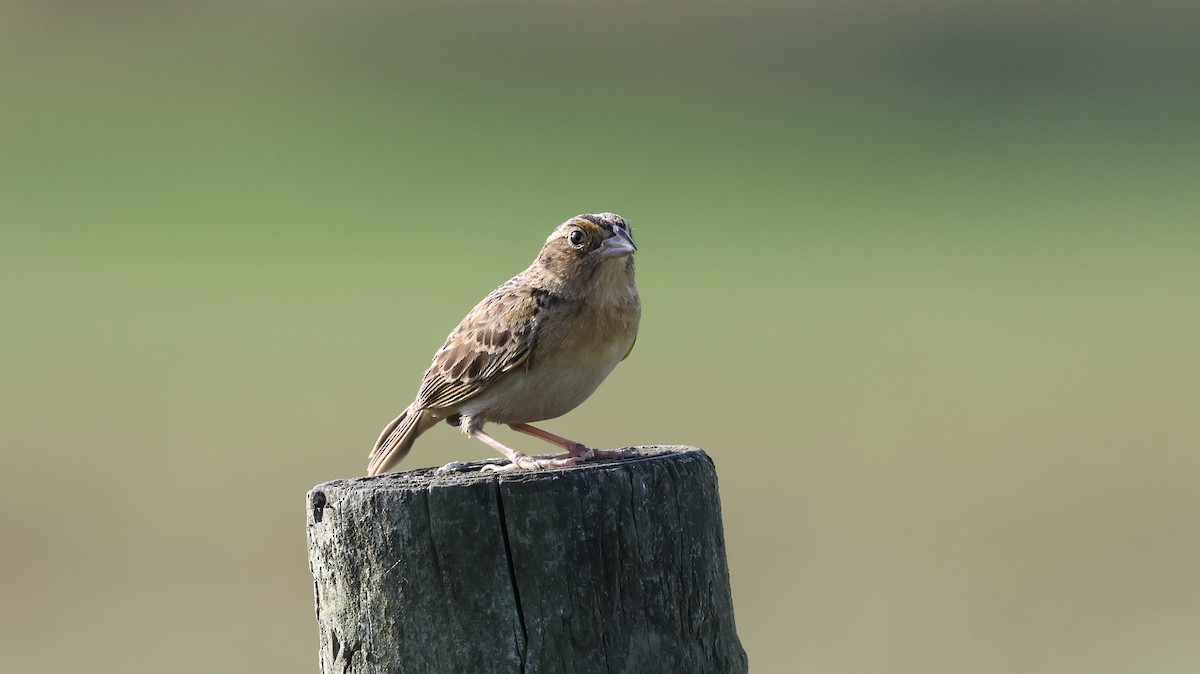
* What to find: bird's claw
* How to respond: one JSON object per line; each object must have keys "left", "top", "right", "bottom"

{"left": 479, "top": 452, "right": 581, "bottom": 472}
{"left": 517, "top": 454, "right": 581, "bottom": 470}
{"left": 450, "top": 446, "right": 635, "bottom": 474}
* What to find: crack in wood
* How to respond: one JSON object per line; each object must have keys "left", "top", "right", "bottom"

{"left": 494, "top": 481, "right": 529, "bottom": 673}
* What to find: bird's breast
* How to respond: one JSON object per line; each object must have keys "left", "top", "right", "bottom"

{"left": 460, "top": 300, "right": 639, "bottom": 424}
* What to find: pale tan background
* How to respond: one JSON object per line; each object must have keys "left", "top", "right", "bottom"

{"left": 3, "top": 1, "right": 1199, "bottom": 672}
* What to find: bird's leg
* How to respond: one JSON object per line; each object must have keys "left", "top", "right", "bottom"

{"left": 508, "top": 423, "right": 635, "bottom": 461}
{"left": 508, "top": 423, "right": 593, "bottom": 458}
{"left": 470, "top": 427, "right": 580, "bottom": 471}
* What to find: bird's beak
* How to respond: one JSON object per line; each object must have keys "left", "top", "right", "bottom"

{"left": 597, "top": 226, "right": 637, "bottom": 259}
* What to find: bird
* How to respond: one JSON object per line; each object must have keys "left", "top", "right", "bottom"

{"left": 367, "top": 212, "right": 641, "bottom": 475}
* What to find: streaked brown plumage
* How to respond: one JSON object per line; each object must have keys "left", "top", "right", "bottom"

{"left": 367, "top": 213, "right": 640, "bottom": 475}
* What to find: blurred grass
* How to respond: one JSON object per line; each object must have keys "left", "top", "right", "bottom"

{"left": 2, "top": 1, "right": 1199, "bottom": 672}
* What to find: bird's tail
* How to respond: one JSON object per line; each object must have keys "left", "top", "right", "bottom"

{"left": 367, "top": 404, "right": 438, "bottom": 475}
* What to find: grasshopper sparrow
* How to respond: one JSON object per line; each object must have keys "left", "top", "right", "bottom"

{"left": 367, "top": 213, "right": 640, "bottom": 475}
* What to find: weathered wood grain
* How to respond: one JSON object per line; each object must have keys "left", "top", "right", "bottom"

{"left": 306, "top": 446, "right": 747, "bottom": 673}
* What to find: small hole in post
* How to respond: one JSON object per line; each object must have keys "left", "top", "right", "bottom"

{"left": 311, "top": 491, "right": 327, "bottom": 523}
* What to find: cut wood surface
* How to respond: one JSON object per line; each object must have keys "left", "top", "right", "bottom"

{"left": 306, "top": 445, "right": 747, "bottom": 674}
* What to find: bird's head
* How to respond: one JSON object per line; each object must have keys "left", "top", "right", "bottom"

{"left": 534, "top": 213, "right": 637, "bottom": 292}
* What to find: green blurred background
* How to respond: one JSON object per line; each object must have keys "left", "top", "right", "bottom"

{"left": 3, "top": 1, "right": 1198, "bottom": 672}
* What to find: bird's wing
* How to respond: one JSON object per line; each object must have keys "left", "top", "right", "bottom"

{"left": 415, "top": 282, "right": 552, "bottom": 410}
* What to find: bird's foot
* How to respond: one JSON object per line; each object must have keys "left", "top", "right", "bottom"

{"left": 564, "top": 442, "right": 595, "bottom": 459}
{"left": 544, "top": 444, "right": 636, "bottom": 463}
{"left": 479, "top": 451, "right": 581, "bottom": 472}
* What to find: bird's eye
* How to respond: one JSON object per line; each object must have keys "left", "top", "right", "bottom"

{"left": 568, "top": 229, "right": 587, "bottom": 248}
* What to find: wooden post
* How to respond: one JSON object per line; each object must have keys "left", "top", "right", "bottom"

{"left": 306, "top": 446, "right": 747, "bottom": 674}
